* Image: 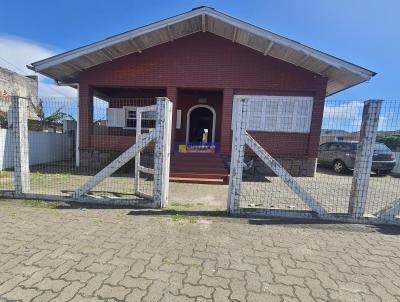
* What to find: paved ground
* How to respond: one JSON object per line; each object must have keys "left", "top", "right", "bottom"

{"left": 1, "top": 200, "right": 400, "bottom": 301}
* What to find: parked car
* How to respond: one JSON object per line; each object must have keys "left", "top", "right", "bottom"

{"left": 318, "top": 141, "right": 396, "bottom": 175}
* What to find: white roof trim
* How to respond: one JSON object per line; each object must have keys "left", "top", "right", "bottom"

{"left": 30, "top": 7, "right": 376, "bottom": 94}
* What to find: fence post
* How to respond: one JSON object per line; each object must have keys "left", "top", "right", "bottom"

{"left": 134, "top": 108, "right": 142, "bottom": 194}
{"left": 227, "top": 98, "right": 249, "bottom": 213}
{"left": 348, "top": 100, "right": 382, "bottom": 217}
{"left": 153, "top": 98, "right": 172, "bottom": 208}
{"left": 11, "top": 96, "right": 30, "bottom": 195}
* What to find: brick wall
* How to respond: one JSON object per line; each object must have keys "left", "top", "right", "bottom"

{"left": 79, "top": 32, "right": 327, "bottom": 158}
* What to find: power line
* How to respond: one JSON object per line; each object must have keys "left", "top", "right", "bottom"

{"left": 0, "top": 55, "right": 72, "bottom": 98}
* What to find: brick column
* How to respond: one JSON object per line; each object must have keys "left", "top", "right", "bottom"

{"left": 166, "top": 87, "right": 177, "bottom": 152}
{"left": 220, "top": 88, "right": 234, "bottom": 155}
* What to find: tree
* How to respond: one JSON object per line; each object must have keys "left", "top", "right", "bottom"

{"left": 31, "top": 99, "right": 75, "bottom": 131}
{"left": 376, "top": 133, "right": 400, "bottom": 151}
{"left": 32, "top": 99, "right": 69, "bottom": 124}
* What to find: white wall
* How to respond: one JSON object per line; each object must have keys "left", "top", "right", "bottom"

{"left": 393, "top": 152, "right": 400, "bottom": 175}
{"left": 0, "top": 129, "right": 73, "bottom": 170}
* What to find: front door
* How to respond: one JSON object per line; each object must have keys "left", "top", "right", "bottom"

{"left": 187, "top": 106, "right": 215, "bottom": 144}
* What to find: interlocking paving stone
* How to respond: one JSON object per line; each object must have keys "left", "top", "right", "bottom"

{"left": 1, "top": 200, "right": 400, "bottom": 301}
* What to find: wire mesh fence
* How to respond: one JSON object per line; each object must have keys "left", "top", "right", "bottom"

{"left": 1, "top": 94, "right": 400, "bottom": 224}
{"left": 230, "top": 98, "right": 400, "bottom": 224}
{"left": 0, "top": 96, "right": 171, "bottom": 206}
{"left": 0, "top": 96, "right": 14, "bottom": 191}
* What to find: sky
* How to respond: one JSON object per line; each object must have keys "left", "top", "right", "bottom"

{"left": 0, "top": 0, "right": 399, "bottom": 129}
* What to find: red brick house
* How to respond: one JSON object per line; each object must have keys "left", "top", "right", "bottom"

{"left": 29, "top": 7, "right": 375, "bottom": 182}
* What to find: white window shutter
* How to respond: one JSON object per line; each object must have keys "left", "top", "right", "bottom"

{"left": 106, "top": 108, "right": 126, "bottom": 127}
{"left": 233, "top": 95, "right": 313, "bottom": 133}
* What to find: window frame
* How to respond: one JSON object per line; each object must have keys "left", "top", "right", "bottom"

{"left": 123, "top": 106, "right": 156, "bottom": 130}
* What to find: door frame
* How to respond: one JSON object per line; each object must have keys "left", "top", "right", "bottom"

{"left": 185, "top": 104, "right": 216, "bottom": 145}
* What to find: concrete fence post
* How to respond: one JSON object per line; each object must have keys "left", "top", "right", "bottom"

{"left": 348, "top": 100, "right": 382, "bottom": 217}
{"left": 134, "top": 108, "right": 142, "bottom": 194}
{"left": 227, "top": 98, "right": 249, "bottom": 213}
{"left": 153, "top": 98, "right": 172, "bottom": 208}
{"left": 11, "top": 96, "right": 30, "bottom": 195}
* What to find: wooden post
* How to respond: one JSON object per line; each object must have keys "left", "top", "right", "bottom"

{"left": 227, "top": 98, "right": 248, "bottom": 213}
{"left": 348, "top": 100, "right": 382, "bottom": 217}
{"left": 153, "top": 98, "right": 172, "bottom": 208}
{"left": 11, "top": 96, "right": 30, "bottom": 195}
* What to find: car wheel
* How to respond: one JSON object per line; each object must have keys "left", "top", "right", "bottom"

{"left": 333, "top": 160, "right": 347, "bottom": 174}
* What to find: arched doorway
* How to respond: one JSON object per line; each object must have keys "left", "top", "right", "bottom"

{"left": 186, "top": 105, "right": 216, "bottom": 144}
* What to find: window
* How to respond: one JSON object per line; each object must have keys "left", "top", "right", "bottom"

{"left": 337, "top": 143, "right": 352, "bottom": 151}
{"left": 328, "top": 143, "right": 339, "bottom": 151}
{"left": 233, "top": 96, "right": 314, "bottom": 133}
{"left": 124, "top": 107, "right": 156, "bottom": 129}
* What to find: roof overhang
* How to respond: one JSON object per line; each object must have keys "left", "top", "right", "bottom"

{"left": 29, "top": 7, "right": 376, "bottom": 96}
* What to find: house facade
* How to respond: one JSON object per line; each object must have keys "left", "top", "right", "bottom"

{"left": 29, "top": 7, "right": 375, "bottom": 181}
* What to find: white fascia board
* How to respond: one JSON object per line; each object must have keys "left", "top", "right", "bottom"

{"left": 32, "top": 7, "right": 211, "bottom": 71}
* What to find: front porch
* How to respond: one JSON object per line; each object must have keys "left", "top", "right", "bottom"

{"left": 78, "top": 86, "right": 230, "bottom": 183}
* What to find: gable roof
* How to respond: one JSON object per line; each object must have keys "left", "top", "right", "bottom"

{"left": 29, "top": 6, "right": 376, "bottom": 96}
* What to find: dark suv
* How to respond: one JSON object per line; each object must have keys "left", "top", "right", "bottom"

{"left": 318, "top": 141, "right": 396, "bottom": 175}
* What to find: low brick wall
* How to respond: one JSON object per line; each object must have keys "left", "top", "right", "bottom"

{"left": 221, "top": 155, "right": 317, "bottom": 177}
{"left": 80, "top": 149, "right": 154, "bottom": 172}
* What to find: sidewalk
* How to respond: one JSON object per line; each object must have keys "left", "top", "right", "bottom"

{"left": 0, "top": 200, "right": 399, "bottom": 302}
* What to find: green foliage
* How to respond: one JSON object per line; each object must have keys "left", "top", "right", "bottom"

{"left": 376, "top": 134, "right": 400, "bottom": 151}
{"left": 33, "top": 99, "right": 67, "bottom": 123}
{"left": 22, "top": 200, "right": 62, "bottom": 209}
{"left": 0, "top": 112, "right": 7, "bottom": 128}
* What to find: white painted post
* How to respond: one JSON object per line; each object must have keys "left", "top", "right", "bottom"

{"left": 227, "top": 98, "right": 248, "bottom": 214}
{"left": 153, "top": 98, "right": 172, "bottom": 208}
{"left": 348, "top": 100, "right": 382, "bottom": 217}
{"left": 75, "top": 86, "right": 80, "bottom": 167}
{"left": 11, "top": 96, "right": 30, "bottom": 195}
{"left": 134, "top": 108, "right": 142, "bottom": 194}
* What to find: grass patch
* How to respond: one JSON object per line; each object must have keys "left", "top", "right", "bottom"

{"left": 93, "top": 218, "right": 103, "bottom": 224}
{"left": 168, "top": 211, "right": 198, "bottom": 224}
{"left": 169, "top": 202, "right": 194, "bottom": 209}
{"left": 0, "top": 171, "right": 12, "bottom": 179}
{"left": 172, "top": 213, "right": 185, "bottom": 222}
{"left": 22, "top": 200, "right": 62, "bottom": 209}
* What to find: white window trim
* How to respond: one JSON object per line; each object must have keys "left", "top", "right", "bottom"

{"left": 186, "top": 104, "right": 216, "bottom": 144}
{"left": 123, "top": 106, "right": 156, "bottom": 130}
{"left": 233, "top": 95, "right": 314, "bottom": 133}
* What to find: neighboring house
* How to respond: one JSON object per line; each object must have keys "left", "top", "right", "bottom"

{"left": 0, "top": 67, "right": 39, "bottom": 121}
{"left": 29, "top": 7, "right": 375, "bottom": 179}
{"left": 320, "top": 130, "right": 360, "bottom": 144}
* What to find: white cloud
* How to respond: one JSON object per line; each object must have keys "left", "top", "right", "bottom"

{"left": 323, "top": 100, "right": 386, "bottom": 131}
{"left": 0, "top": 35, "right": 76, "bottom": 98}
{"left": 324, "top": 101, "right": 364, "bottom": 119}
